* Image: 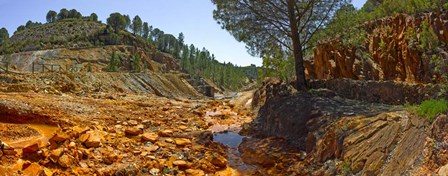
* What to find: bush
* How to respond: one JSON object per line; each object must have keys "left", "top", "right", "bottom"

{"left": 416, "top": 99, "right": 448, "bottom": 122}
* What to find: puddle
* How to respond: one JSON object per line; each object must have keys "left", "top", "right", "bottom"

{"left": 213, "top": 132, "right": 245, "bottom": 147}
{"left": 213, "top": 131, "right": 258, "bottom": 174}
{"left": 0, "top": 122, "right": 59, "bottom": 148}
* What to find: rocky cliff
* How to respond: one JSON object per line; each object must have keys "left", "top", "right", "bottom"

{"left": 247, "top": 79, "right": 447, "bottom": 175}
{"left": 307, "top": 11, "right": 448, "bottom": 84}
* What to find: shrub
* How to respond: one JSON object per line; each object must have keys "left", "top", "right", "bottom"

{"left": 416, "top": 99, "right": 448, "bottom": 122}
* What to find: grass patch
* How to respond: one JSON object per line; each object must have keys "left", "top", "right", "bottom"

{"left": 416, "top": 99, "right": 448, "bottom": 122}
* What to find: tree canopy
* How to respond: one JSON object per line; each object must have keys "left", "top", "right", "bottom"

{"left": 46, "top": 10, "right": 57, "bottom": 23}
{"left": 131, "top": 15, "right": 143, "bottom": 36}
{"left": 107, "top": 13, "right": 127, "bottom": 33}
{"left": 212, "top": 0, "right": 349, "bottom": 90}
{"left": 0, "top": 28, "right": 9, "bottom": 45}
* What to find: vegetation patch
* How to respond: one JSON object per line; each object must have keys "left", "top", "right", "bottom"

{"left": 416, "top": 99, "right": 448, "bottom": 122}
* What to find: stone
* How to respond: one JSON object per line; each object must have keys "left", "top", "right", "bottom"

{"left": 185, "top": 169, "right": 205, "bottom": 176}
{"left": 43, "top": 167, "right": 54, "bottom": 176}
{"left": 49, "top": 148, "right": 64, "bottom": 163}
{"left": 165, "top": 138, "right": 174, "bottom": 143}
{"left": 175, "top": 138, "right": 191, "bottom": 146}
{"left": 80, "top": 131, "right": 103, "bottom": 148}
{"left": 22, "top": 163, "right": 43, "bottom": 176}
{"left": 125, "top": 127, "right": 142, "bottom": 136}
{"left": 49, "top": 132, "right": 69, "bottom": 143}
{"left": 58, "top": 154, "right": 73, "bottom": 168}
{"left": 173, "top": 160, "right": 187, "bottom": 167}
{"left": 144, "top": 145, "right": 159, "bottom": 152}
{"left": 128, "top": 120, "right": 138, "bottom": 126}
{"left": 439, "top": 164, "right": 448, "bottom": 176}
{"left": 23, "top": 143, "right": 39, "bottom": 153}
{"left": 158, "top": 130, "right": 174, "bottom": 137}
{"left": 209, "top": 154, "right": 227, "bottom": 168}
{"left": 141, "top": 133, "right": 159, "bottom": 142}
{"left": 3, "top": 149, "right": 17, "bottom": 156}
{"left": 149, "top": 168, "right": 160, "bottom": 175}
{"left": 69, "top": 142, "right": 76, "bottom": 148}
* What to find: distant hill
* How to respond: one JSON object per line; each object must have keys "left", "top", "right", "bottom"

{"left": 0, "top": 10, "right": 259, "bottom": 91}
{"left": 6, "top": 19, "right": 153, "bottom": 54}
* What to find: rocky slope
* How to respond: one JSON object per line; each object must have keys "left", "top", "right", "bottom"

{"left": 245, "top": 79, "right": 448, "bottom": 175}
{"left": 0, "top": 91, "right": 256, "bottom": 175}
{"left": 307, "top": 11, "right": 448, "bottom": 84}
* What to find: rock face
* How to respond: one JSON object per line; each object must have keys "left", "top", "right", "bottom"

{"left": 314, "top": 111, "right": 427, "bottom": 175}
{"left": 307, "top": 12, "right": 448, "bottom": 84}
{"left": 249, "top": 80, "right": 433, "bottom": 175}
{"left": 309, "top": 78, "right": 445, "bottom": 104}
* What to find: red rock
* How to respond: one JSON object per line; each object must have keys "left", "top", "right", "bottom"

{"left": 3, "top": 149, "right": 17, "bottom": 156}
{"left": 23, "top": 143, "right": 40, "bottom": 153}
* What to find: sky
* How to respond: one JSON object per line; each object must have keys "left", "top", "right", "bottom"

{"left": 0, "top": 0, "right": 366, "bottom": 67}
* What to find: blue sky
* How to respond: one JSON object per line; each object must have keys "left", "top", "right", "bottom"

{"left": 0, "top": 0, "right": 366, "bottom": 67}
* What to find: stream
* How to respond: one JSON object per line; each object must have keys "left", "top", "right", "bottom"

{"left": 212, "top": 130, "right": 258, "bottom": 174}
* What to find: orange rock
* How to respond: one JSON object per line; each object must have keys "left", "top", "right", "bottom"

{"left": 208, "top": 154, "right": 227, "bottom": 168}
{"left": 158, "top": 130, "right": 174, "bottom": 137}
{"left": 58, "top": 154, "right": 73, "bottom": 168}
{"left": 43, "top": 167, "right": 54, "bottom": 176}
{"left": 49, "top": 132, "right": 69, "bottom": 143}
{"left": 79, "top": 131, "right": 102, "bottom": 148}
{"left": 173, "top": 160, "right": 187, "bottom": 167}
{"left": 175, "top": 138, "right": 191, "bottom": 146}
{"left": 185, "top": 169, "right": 205, "bottom": 176}
{"left": 49, "top": 148, "right": 64, "bottom": 163}
{"left": 141, "top": 133, "right": 159, "bottom": 142}
{"left": 125, "top": 127, "right": 142, "bottom": 136}
{"left": 22, "top": 163, "right": 43, "bottom": 176}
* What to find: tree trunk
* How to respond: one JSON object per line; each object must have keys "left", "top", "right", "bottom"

{"left": 287, "top": 0, "right": 308, "bottom": 91}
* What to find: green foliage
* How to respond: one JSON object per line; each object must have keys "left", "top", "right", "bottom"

{"left": 131, "top": 53, "right": 142, "bottom": 73}
{"left": 142, "top": 22, "right": 150, "bottom": 39}
{"left": 212, "top": 0, "right": 349, "bottom": 90}
{"left": 46, "top": 10, "right": 57, "bottom": 23}
{"left": 260, "top": 44, "right": 294, "bottom": 82}
{"left": 90, "top": 13, "right": 98, "bottom": 22}
{"left": 106, "top": 51, "right": 120, "bottom": 72}
{"left": 107, "top": 13, "right": 127, "bottom": 33}
{"left": 416, "top": 99, "right": 448, "bottom": 122}
{"left": 419, "top": 21, "right": 439, "bottom": 51}
{"left": 131, "top": 15, "right": 143, "bottom": 36}
{"left": 0, "top": 28, "right": 9, "bottom": 45}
